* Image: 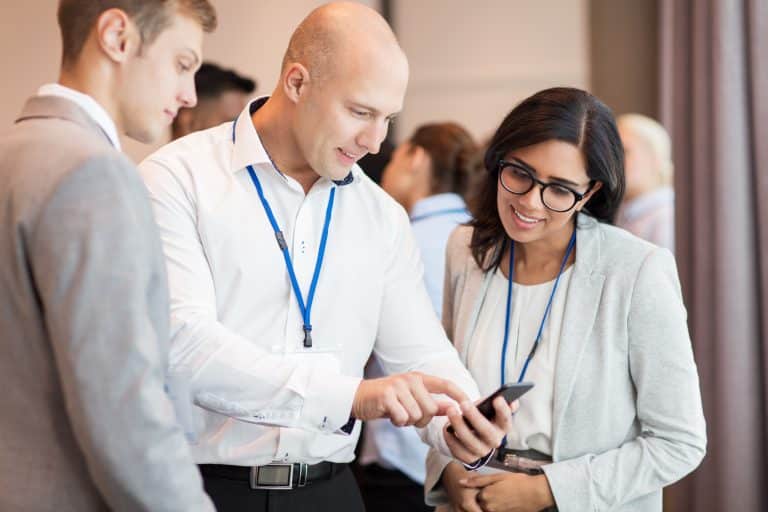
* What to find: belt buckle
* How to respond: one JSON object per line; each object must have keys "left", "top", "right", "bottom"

{"left": 250, "top": 463, "right": 298, "bottom": 490}
{"left": 502, "top": 452, "right": 521, "bottom": 469}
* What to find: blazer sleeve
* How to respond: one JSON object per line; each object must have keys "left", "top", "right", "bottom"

{"left": 30, "top": 155, "right": 214, "bottom": 512}
{"left": 541, "top": 248, "right": 707, "bottom": 511}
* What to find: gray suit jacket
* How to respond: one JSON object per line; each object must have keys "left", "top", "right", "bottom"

{"left": 426, "top": 215, "right": 706, "bottom": 511}
{"left": 0, "top": 96, "right": 213, "bottom": 511}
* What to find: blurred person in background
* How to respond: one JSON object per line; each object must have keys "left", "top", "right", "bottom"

{"left": 358, "top": 122, "right": 479, "bottom": 512}
{"left": 615, "top": 113, "right": 675, "bottom": 251}
{"left": 381, "top": 122, "right": 478, "bottom": 313}
{"left": 171, "top": 61, "right": 256, "bottom": 139}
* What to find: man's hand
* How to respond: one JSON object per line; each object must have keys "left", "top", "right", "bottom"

{"left": 352, "top": 372, "right": 468, "bottom": 427}
{"left": 443, "top": 396, "right": 515, "bottom": 463}
{"left": 460, "top": 472, "right": 555, "bottom": 512}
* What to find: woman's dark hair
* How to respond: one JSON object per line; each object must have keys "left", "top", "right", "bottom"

{"left": 470, "top": 87, "right": 625, "bottom": 271}
{"left": 408, "top": 122, "right": 479, "bottom": 198}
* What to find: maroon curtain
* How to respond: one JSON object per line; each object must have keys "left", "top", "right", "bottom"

{"left": 659, "top": 0, "right": 768, "bottom": 510}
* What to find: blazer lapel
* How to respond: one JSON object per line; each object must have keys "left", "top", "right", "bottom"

{"left": 16, "top": 95, "right": 113, "bottom": 147}
{"left": 550, "top": 215, "right": 605, "bottom": 457}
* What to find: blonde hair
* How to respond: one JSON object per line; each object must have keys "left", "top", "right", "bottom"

{"left": 618, "top": 113, "right": 674, "bottom": 185}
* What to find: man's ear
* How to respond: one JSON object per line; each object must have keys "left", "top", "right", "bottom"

{"left": 282, "top": 63, "right": 311, "bottom": 103}
{"left": 95, "top": 8, "right": 139, "bottom": 63}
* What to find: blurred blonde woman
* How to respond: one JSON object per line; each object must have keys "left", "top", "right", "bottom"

{"left": 615, "top": 114, "right": 675, "bottom": 251}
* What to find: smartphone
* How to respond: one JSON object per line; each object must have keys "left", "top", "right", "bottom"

{"left": 476, "top": 382, "right": 534, "bottom": 420}
{"left": 447, "top": 382, "right": 534, "bottom": 434}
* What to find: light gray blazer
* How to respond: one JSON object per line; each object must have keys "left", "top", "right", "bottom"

{"left": 0, "top": 96, "right": 212, "bottom": 511}
{"left": 426, "top": 215, "right": 706, "bottom": 512}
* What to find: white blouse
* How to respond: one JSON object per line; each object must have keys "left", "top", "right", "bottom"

{"left": 466, "top": 265, "right": 573, "bottom": 456}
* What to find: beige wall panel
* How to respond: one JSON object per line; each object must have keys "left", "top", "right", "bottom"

{"left": 394, "top": 0, "right": 590, "bottom": 142}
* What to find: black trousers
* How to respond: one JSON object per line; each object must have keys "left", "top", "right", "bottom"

{"left": 354, "top": 463, "right": 434, "bottom": 512}
{"left": 202, "top": 465, "right": 365, "bottom": 512}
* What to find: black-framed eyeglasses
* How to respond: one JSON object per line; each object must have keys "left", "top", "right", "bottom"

{"left": 497, "top": 159, "right": 594, "bottom": 213}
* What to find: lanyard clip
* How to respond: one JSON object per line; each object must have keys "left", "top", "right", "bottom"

{"left": 275, "top": 231, "right": 288, "bottom": 251}
{"left": 303, "top": 325, "right": 313, "bottom": 348}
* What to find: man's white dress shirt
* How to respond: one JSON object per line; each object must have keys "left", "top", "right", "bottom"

{"left": 139, "top": 99, "right": 481, "bottom": 466}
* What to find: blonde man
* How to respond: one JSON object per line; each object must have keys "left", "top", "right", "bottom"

{"left": 0, "top": 1, "right": 217, "bottom": 510}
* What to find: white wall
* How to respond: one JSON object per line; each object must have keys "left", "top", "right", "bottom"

{"left": 0, "top": 2, "right": 62, "bottom": 138}
{"left": 0, "top": 0, "right": 587, "bottom": 160}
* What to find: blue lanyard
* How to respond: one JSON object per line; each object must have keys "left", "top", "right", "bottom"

{"left": 500, "top": 228, "right": 576, "bottom": 386}
{"left": 234, "top": 114, "right": 336, "bottom": 349}
{"left": 245, "top": 166, "right": 335, "bottom": 348}
{"left": 410, "top": 207, "right": 469, "bottom": 223}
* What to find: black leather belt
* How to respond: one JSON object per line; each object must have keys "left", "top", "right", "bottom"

{"left": 199, "top": 462, "right": 346, "bottom": 490}
{"left": 491, "top": 448, "right": 552, "bottom": 475}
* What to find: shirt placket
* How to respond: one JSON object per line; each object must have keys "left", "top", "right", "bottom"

{"left": 274, "top": 187, "right": 322, "bottom": 464}
{"left": 289, "top": 193, "right": 317, "bottom": 348}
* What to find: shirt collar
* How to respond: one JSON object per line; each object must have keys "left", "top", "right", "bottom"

{"left": 410, "top": 193, "right": 467, "bottom": 219}
{"left": 230, "top": 97, "right": 272, "bottom": 173}
{"left": 37, "top": 83, "right": 121, "bottom": 151}
{"left": 230, "top": 96, "right": 354, "bottom": 187}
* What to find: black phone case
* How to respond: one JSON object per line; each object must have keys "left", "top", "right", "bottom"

{"left": 475, "top": 382, "right": 534, "bottom": 419}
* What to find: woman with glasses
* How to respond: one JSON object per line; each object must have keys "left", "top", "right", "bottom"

{"left": 424, "top": 88, "right": 706, "bottom": 512}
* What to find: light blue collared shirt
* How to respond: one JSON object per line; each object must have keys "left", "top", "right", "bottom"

{"left": 409, "top": 193, "right": 471, "bottom": 317}
{"left": 616, "top": 186, "right": 675, "bottom": 252}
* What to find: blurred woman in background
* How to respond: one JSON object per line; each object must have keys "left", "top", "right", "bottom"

{"left": 381, "top": 122, "right": 479, "bottom": 314}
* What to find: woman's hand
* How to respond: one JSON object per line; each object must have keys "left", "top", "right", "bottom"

{"left": 441, "top": 462, "right": 483, "bottom": 512}
{"left": 460, "top": 472, "right": 555, "bottom": 512}
{"left": 443, "top": 396, "right": 514, "bottom": 464}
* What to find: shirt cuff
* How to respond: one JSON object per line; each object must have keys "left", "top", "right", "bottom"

{"left": 463, "top": 448, "right": 496, "bottom": 471}
{"left": 336, "top": 416, "right": 356, "bottom": 435}
{"left": 302, "top": 372, "right": 361, "bottom": 434}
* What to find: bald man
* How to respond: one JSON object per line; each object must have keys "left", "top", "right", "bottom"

{"left": 139, "top": 3, "right": 513, "bottom": 510}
